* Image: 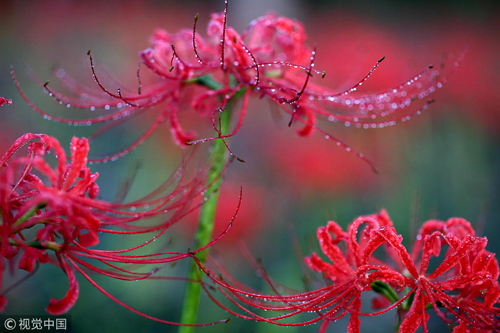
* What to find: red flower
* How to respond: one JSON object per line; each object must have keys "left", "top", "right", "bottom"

{"left": 189, "top": 210, "right": 407, "bottom": 330}
{"left": 303, "top": 210, "right": 411, "bottom": 332}
{"left": 0, "top": 133, "right": 231, "bottom": 325}
{"left": 14, "top": 1, "right": 459, "bottom": 170}
{"left": 389, "top": 218, "right": 500, "bottom": 333}
{"left": 191, "top": 210, "right": 499, "bottom": 332}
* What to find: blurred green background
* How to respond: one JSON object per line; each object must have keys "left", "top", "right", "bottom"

{"left": 0, "top": 0, "right": 499, "bottom": 332}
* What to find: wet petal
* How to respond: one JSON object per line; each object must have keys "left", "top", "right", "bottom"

{"left": 46, "top": 258, "right": 79, "bottom": 315}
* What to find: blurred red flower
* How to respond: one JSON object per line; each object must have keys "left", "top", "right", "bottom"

{"left": 267, "top": 133, "right": 376, "bottom": 193}
{"left": 182, "top": 181, "right": 267, "bottom": 249}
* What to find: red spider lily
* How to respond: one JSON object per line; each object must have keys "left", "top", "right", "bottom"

{"left": 189, "top": 210, "right": 499, "bottom": 332}
{"left": 187, "top": 210, "right": 410, "bottom": 330}
{"left": 14, "top": 0, "right": 459, "bottom": 170}
{"left": 0, "top": 133, "right": 235, "bottom": 326}
{"left": 388, "top": 218, "right": 500, "bottom": 333}
{"left": 311, "top": 213, "right": 500, "bottom": 332}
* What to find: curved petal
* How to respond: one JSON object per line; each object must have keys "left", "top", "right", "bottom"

{"left": 46, "top": 257, "right": 79, "bottom": 315}
{"left": 63, "top": 137, "right": 89, "bottom": 191}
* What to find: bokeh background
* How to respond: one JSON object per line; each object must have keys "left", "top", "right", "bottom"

{"left": 0, "top": 0, "right": 499, "bottom": 332}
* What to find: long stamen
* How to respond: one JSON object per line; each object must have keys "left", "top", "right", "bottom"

{"left": 238, "top": 41, "right": 260, "bottom": 86}
{"left": 337, "top": 56, "right": 385, "bottom": 97}
{"left": 192, "top": 13, "right": 205, "bottom": 65}
{"left": 87, "top": 50, "right": 122, "bottom": 99}
{"left": 220, "top": 0, "right": 228, "bottom": 70}
{"left": 136, "top": 62, "right": 143, "bottom": 95}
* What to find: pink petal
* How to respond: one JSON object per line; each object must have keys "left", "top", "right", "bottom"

{"left": 348, "top": 216, "right": 380, "bottom": 266}
{"left": 63, "top": 137, "right": 89, "bottom": 191}
{"left": 347, "top": 296, "right": 361, "bottom": 333}
{"left": 18, "top": 247, "right": 49, "bottom": 273}
{"left": 428, "top": 235, "right": 485, "bottom": 280}
{"left": 317, "top": 223, "right": 353, "bottom": 278}
{"left": 42, "top": 136, "right": 67, "bottom": 189}
{"left": 371, "top": 227, "right": 419, "bottom": 278}
{"left": 444, "top": 218, "right": 475, "bottom": 238}
{"left": 77, "top": 214, "right": 101, "bottom": 247}
{"left": 0, "top": 133, "right": 48, "bottom": 168}
{"left": 399, "top": 288, "right": 430, "bottom": 333}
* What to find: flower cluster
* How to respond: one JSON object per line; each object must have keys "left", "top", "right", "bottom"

{"left": 193, "top": 210, "right": 500, "bottom": 332}
{"left": 15, "top": 1, "right": 459, "bottom": 170}
{"left": 0, "top": 133, "right": 232, "bottom": 325}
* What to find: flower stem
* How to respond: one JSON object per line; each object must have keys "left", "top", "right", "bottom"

{"left": 8, "top": 238, "right": 62, "bottom": 252}
{"left": 370, "top": 280, "right": 400, "bottom": 304}
{"left": 179, "top": 104, "right": 232, "bottom": 331}
{"left": 12, "top": 202, "right": 47, "bottom": 230}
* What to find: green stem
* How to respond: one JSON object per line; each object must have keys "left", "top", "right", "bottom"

{"left": 179, "top": 103, "right": 232, "bottom": 331}
{"left": 190, "top": 75, "right": 223, "bottom": 90}
{"left": 8, "top": 238, "right": 62, "bottom": 252}
{"left": 395, "top": 312, "right": 402, "bottom": 333}
{"left": 12, "top": 202, "right": 47, "bottom": 230}
{"left": 370, "top": 280, "right": 400, "bottom": 304}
